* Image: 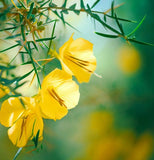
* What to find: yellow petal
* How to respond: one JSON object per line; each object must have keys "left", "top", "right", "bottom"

{"left": 1, "top": 96, "right": 44, "bottom": 147}
{"left": 22, "top": 97, "right": 42, "bottom": 117}
{"left": 40, "top": 91, "right": 68, "bottom": 120}
{"left": 55, "top": 80, "right": 80, "bottom": 110}
{"left": 59, "top": 34, "right": 74, "bottom": 58}
{"left": 0, "top": 97, "right": 25, "bottom": 127}
{"left": 59, "top": 35, "right": 97, "bottom": 83}
{"left": 8, "top": 113, "right": 43, "bottom": 147}
{"left": 25, "top": 113, "right": 43, "bottom": 140}
{"left": 8, "top": 118, "right": 28, "bottom": 147}
{"left": 40, "top": 69, "right": 80, "bottom": 120}
{"left": 0, "top": 84, "right": 10, "bottom": 99}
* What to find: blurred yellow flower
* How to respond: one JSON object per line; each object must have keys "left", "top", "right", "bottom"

{"left": 58, "top": 34, "right": 97, "bottom": 83}
{"left": 0, "top": 84, "right": 10, "bottom": 99}
{"left": 82, "top": 111, "right": 154, "bottom": 160}
{"left": 126, "top": 133, "right": 153, "bottom": 160}
{"left": 40, "top": 68, "right": 80, "bottom": 120}
{"left": 117, "top": 45, "right": 141, "bottom": 74}
{"left": 0, "top": 97, "right": 43, "bottom": 147}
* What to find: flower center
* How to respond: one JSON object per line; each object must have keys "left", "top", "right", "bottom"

{"left": 48, "top": 88, "right": 67, "bottom": 108}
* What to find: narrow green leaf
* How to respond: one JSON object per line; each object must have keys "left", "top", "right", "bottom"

{"left": 60, "top": 12, "right": 65, "bottom": 24}
{"left": 19, "top": 97, "right": 26, "bottom": 109}
{"left": 105, "top": 14, "right": 136, "bottom": 23}
{"left": 52, "top": 10, "right": 61, "bottom": 20}
{"left": 40, "top": 0, "right": 50, "bottom": 7}
{"left": 31, "top": 41, "right": 38, "bottom": 51}
{"left": 95, "top": 32, "right": 119, "bottom": 38}
{"left": 69, "top": 3, "right": 76, "bottom": 10}
{"left": 128, "top": 38, "right": 154, "bottom": 46}
{"left": 27, "top": 2, "right": 34, "bottom": 19}
{"left": 21, "top": 61, "right": 32, "bottom": 65}
{"left": 31, "top": 119, "right": 36, "bottom": 138}
{"left": 14, "top": 81, "right": 27, "bottom": 90}
{"left": 111, "top": 0, "right": 114, "bottom": 17}
{"left": 86, "top": 4, "right": 91, "bottom": 13}
{"left": 73, "top": 10, "right": 80, "bottom": 15}
{"left": 0, "top": 94, "right": 21, "bottom": 103}
{"left": 65, "top": 21, "right": 80, "bottom": 32}
{"left": 42, "top": 19, "right": 59, "bottom": 26}
{"left": 21, "top": 25, "right": 25, "bottom": 41}
{"left": 19, "top": 0, "right": 26, "bottom": 9}
{"left": 0, "top": 65, "right": 16, "bottom": 70}
{"left": 26, "top": 43, "right": 41, "bottom": 88}
{"left": 127, "top": 16, "right": 146, "bottom": 37}
{"left": 89, "top": 12, "right": 121, "bottom": 35}
{"left": 61, "top": 10, "right": 68, "bottom": 14}
{"left": 5, "top": 33, "right": 26, "bottom": 40}
{"left": 49, "top": 2, "right": 57, "bottom": 7}
{"left": 9, "top": 53, "right": 19, "bottom": 64}
{"left": 19, "top": 51, "right": 28, "bottom": 54}
{"left": 48, "top": 21, "right": 56, "bottom": 53}
{"left": 21, "top": 52, "right": 25, "bottom": 63}
{"left": 16, "top": 69, "right": 34, "bottom": 83}
{"left": 4, "top": 22, "right": 16, "bottom": 26}
{"left": 91, "top": 0, "right": 101, "bottom": 9}
{"left": 80, "top": 0, "right": 85, "bottom": 9}
{"left": 104, "top": 15, "right": 107, "bottom": 22}
{"left": 0, "top": 44, "right": 19, "bottom": 53}
{"left": 0, "top": 77, "right": 17, "bottom": 85}
{"left": 13, "top": 147, "right": 23, "bottom": 160}
{"left": 35, "top": 37, "right": 55, "bottom": 42}
{"left": 115, "top": 13, "right": 124, "bottom": 35}
{"left": 32, "top": 130, "right": 40, "bottom": 148}
{"left": 0, "top": 26, "right": 18, "bottom": 32}
{"left": 34, "top": 32, "right": 49, "bottom": 49}
{"left": 52, "top": 10, "right": 66, "bottom": 24}
{"left": 62, "top": 0, "right": 67, "bottom": 8}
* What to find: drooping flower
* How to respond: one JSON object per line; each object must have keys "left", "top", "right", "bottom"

{"left": 0, "top": 97, "right": 43, "bottom": 147}
{"left": 39, "top": 68, "right": 80, "bottom": 120}
{"left": 58, "top": 34, "right": 97, "bottom": 83}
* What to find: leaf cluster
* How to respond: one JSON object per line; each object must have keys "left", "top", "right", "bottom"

{"left": 0, "top": 0, "right": 153, "bottom": 102}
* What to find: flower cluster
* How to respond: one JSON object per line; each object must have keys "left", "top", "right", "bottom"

{"left": 0, "top": 34, "right": 96, "bottom": 147}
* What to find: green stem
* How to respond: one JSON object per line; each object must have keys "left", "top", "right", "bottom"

{"left": 48, "top": 20, "right": 56, "bottom": 53}
{"left": 13, "top": 147, "right": 23, "bottom": 160}
{"left": 25, "top": 43, "right": 41, "bottom": 88}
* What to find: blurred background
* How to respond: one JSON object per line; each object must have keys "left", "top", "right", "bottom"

{"left": 0, "top": 0, "right": 154, "bottom": 159}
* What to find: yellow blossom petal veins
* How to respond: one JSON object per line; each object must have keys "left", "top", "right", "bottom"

{"left": 40, "top": 69, "right": 80, "bottom": 120}
{"left": 0, "top": 97, "right": 25, "bottom": 127}
{"left": 25, "top": 113, "right": 43, "bottom": 141}
{"left": 0, "top": 97, "right": 44, "bottom": 147}
{"left": 8, "top": 117, "right": 28, "bottom": 147}
{"left": 59, "top": 35, "right": 97, "bottom": 83}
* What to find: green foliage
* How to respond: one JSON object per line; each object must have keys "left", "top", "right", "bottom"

{"left": 0, "top": 0, "right": 152, "bottom": 103}
{"left": 0, "top": 1, "right": 153, "bottom": 158}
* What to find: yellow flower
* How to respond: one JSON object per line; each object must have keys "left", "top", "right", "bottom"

{"left": 40, "top": 68, "right": 80, "bottom": 120}
{"left": 0, "top": 97, "right": 43, "bottom": 147}
{"left": 58, "top": 34, "right": 97, "bottom": 83}
{"left": 0, "top": 84, "right": 10, "bottom": 99}
{"left": 117, "top": 45, "right": 141, "bottom": 74}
